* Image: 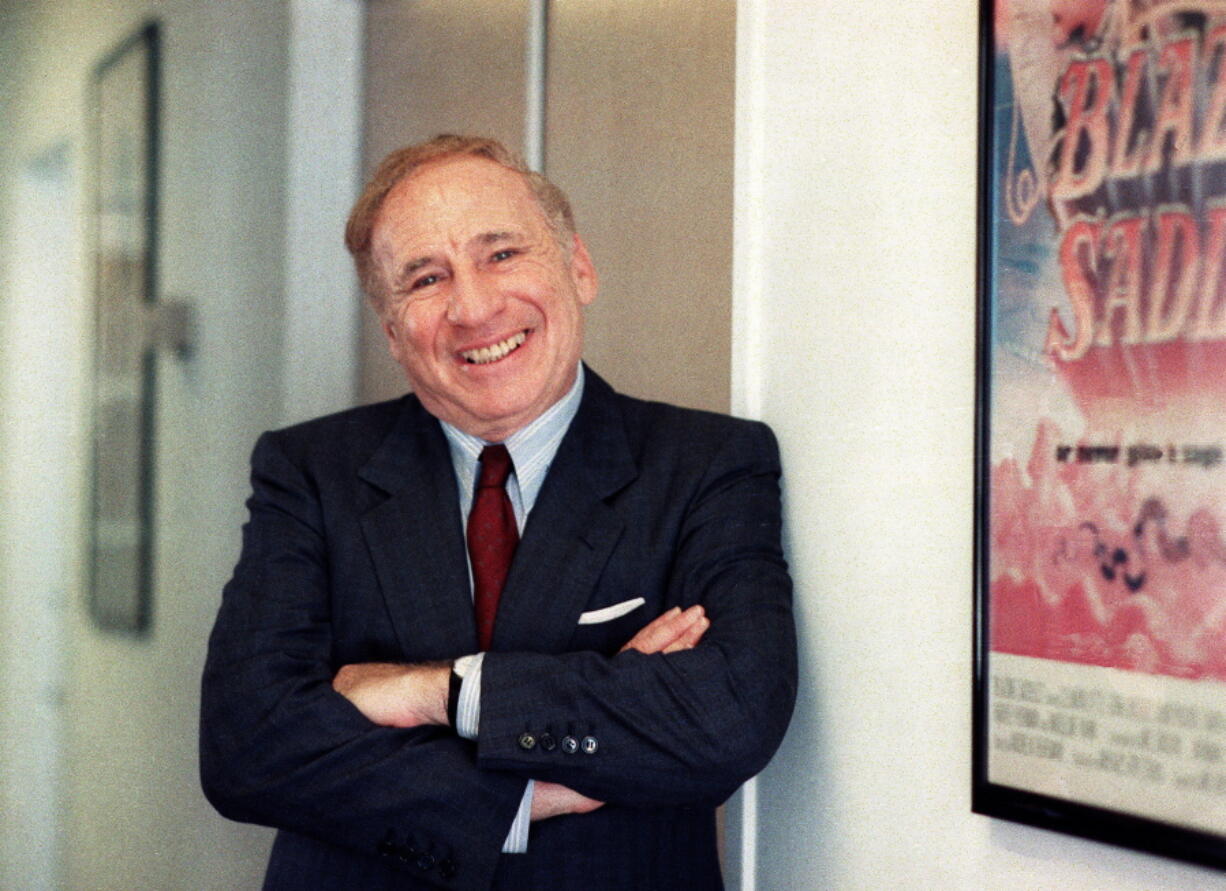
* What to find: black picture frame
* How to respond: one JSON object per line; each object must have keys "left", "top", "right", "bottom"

{"left": 974, "top": 0, "right": 1226, "bottom": 871}
{"left": 88, "top": 21, "right": 160, "bottom": 634}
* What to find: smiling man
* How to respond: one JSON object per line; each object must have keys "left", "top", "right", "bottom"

{"left": 200, "top": 135, "right": 796, "bottom": 891}
{"left": 371, "top": 150, "right": 594, "bottom": 442}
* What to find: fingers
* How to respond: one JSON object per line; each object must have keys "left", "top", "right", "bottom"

{"left": 619, "top": 604, "right": 708, "bottom": 654}
{"left": 531, "top": 781, "right": 605, "bottom": 821}
{"left": 619, "top": 606, "right": 683, "bottom": 654}
{"left": 332, "top": 661, "right": 386, "bottom": 696}
{"left": 659, "top": 610, "right": 709, "bottom": 653}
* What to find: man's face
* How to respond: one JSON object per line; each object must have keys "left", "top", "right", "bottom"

{"left": 371, "top": 156, "right": 597, "bottom": 441}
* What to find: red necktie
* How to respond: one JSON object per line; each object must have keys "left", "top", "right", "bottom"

{"left": 468, "top": 445, "right": 518, "bottom": 650}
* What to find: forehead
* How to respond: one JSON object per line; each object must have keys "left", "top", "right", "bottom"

{"left": 373, "top": 156, "right": 549, "bottom": 250}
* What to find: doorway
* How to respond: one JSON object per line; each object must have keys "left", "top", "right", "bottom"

{"left": 0, "top": 141, "right": 79, "bottom": 890}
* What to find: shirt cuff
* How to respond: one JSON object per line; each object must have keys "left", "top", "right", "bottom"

{"left": 453, "top": 653, "right": 531, "bottom": 853}
{"left": 452, "top": 653, "right": 482, "bottom": 739}
{"left": 502, "top": 780, "right": 534, "bottom": 853}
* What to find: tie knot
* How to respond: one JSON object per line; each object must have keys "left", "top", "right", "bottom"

{"left": 477, "top": 444, "right": 514, "bottom": 489}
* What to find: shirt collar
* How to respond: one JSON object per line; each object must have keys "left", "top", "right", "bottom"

{"left": 439, "top": 364, "right": 585, "bottom": 517}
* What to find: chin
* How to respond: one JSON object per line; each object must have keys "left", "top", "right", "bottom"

{"left": 470, "top": 381, "right": 541, "bottom": 414}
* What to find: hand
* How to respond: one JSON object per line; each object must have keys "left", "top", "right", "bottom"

{"left": 529, "top": 607, "right": 707, "bottom": 823}
{"left": 530, "top": 780, "right": 605, "bottom": 821}
{"left": 619, "top": 604, "right": 709, "bottom": 655}
{"left": 332, "top": 661, "right": 450, "bottom": 728}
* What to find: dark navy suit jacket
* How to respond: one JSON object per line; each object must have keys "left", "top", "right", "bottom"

{"left": 200, "top": 368, "right": 796, "bottom": 890}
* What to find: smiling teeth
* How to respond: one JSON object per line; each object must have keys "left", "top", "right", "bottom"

{"left": 462, "top": 331, "right": 527, "bottom": 365}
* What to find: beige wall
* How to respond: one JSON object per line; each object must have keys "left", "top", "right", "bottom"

{"left": 359, "top": 0, "right": 530, "bottom": 404}
{"left": 358, "top": 0, "right": 733, "bottom": 415}
{"left": 545, "top": 0, "right": 734, "bottom": 414}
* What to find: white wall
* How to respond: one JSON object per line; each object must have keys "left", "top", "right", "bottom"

{"left": 734, "top": 2, "right": 1226, "bottom": 888}
{"left": 0, "top": 2, "right": 293, "bottom": 887}
{"left": 281, "top": 0, "right": 362, "bottom": 426}
{"left": 0, "top": 141, "right": 76, "bottom": 891}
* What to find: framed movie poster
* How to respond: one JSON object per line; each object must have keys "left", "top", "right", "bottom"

{"left": 975, "top": 0, "right": 1226, "bottom": 868}
{"left": 88, "top": 22, "right": 160, "bottom": 633}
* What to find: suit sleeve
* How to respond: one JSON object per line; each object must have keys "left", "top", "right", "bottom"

{"left": 199, "top": 432, "right": 522, "bottom": 890}
{"left": 475, "top": 421, "right": 797, "bottom": 807}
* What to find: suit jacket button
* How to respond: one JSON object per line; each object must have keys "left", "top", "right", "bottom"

{"left": 538, "top": 732, "right": 557, "bottom": 752}
{"left": 518, "top": 732, "right": 537, "bottom": 751}
{"left": 439, "top": 857, "right": 458, "bottom": 879}
{"left": 561, "top": 735, "right": 579, "bottom": 754}
{"left": 581, "top": 735, "right": 599, "bottom": 755}
{"left": 415, "top": 852, "right": 436, "bottom": 872}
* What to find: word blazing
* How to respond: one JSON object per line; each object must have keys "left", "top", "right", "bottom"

{"left": 1043, "top": 17, "right": 1226, "bottom": 364}
{"left": 1051, "top": 31, "right": 1226, "bottom": 200}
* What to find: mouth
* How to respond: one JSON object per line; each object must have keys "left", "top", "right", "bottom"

{"left": 460, "top": 330, "right": 529, "bottom": 365}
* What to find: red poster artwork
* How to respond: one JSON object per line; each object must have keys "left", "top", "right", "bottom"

{"left": 991, "top": 0, "right": 1226, "bottom": 680}
{"left": 979, "top": 0, "right": 1226, "bottom": 863}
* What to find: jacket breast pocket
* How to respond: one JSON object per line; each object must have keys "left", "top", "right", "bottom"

{"left": 569, "top": 596, "right": 649, "bottom": 655}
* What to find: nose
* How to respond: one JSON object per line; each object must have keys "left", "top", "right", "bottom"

{"left": 445, "top": 266, "right": 505, "bottom": 327}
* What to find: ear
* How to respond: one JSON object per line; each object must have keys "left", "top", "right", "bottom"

{"left": 568, "top": 234, "right": 598, "bottom": 306}
{"left": 381, "top": 316, "right": 405, "bottom": 364}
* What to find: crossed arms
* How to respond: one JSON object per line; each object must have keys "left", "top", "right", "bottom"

{"left": 331, "top": 603, "right": 712, "bottom": 820}
{"left": 199, "top": 408, "right": 796, "bottom": 888}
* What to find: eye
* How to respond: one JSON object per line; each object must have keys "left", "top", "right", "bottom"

{"left": 491, "top": 248, "right": 518, "bottom": 262}
{"left": 411, "top": 273, "right": 441, "bottom": 290}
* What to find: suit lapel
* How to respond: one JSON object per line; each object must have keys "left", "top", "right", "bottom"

{"left": 358, "top": 398, "right": 478, "bottom": 659}
{"left": 492, "top": 370, "right": 638, "bottom": 653}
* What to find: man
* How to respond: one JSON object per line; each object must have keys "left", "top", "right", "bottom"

{"left": 200, "top": 135, "right": 796, "bottom": 890}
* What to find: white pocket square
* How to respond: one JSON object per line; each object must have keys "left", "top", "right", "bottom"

{"left": 578, "top": 597, "right": 646, "bottom": 625}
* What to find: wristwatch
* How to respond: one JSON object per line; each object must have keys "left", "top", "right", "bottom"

{"left": 446, "top": 659, "right": 463, "bottom": 728}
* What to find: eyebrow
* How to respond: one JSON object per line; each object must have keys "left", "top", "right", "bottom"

{"left": 392, "top": 256, "right": 435, "bottom": 289}
{"left": 476, "top": 230, "right": 518, "bottom": 246}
